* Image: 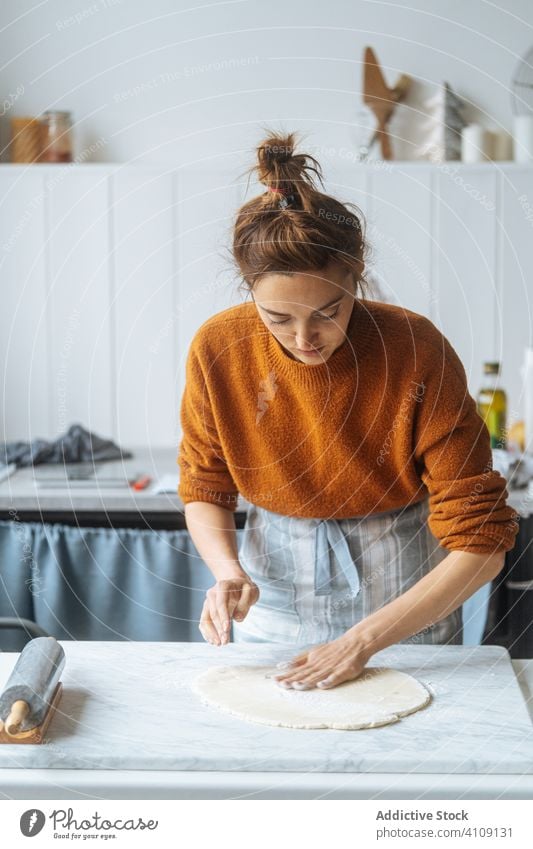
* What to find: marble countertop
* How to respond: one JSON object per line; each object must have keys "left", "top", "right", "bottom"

{"left": 0, "top": 445, "right": 530, "bottom": 518}
{"left": 0, "top": 642, "right": 531, "bottom": 776}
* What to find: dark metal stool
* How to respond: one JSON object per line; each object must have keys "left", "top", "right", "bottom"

{"left": 0, "top": 618, "right": 51, "bottom": 651}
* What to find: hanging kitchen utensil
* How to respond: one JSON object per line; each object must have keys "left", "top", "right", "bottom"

{"left": 362, "top": 46, "right": 412, "bottom": 160}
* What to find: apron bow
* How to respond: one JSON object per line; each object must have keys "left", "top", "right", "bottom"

{"left": 314, "top": 519, "right": 360, "bottom": 598}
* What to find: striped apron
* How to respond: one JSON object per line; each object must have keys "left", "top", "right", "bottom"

{"left": 232, "top": 495, "right": 462, "bottom": 646}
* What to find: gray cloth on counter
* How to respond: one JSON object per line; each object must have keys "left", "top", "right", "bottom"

{"left": 0, "top": 520, "right": 223, "bottom": 650}
{"left": 491, "top": 448, "right": 533, "bottom": 489}
{"left": 0, "top": 423, "right": 132, "bottom": 468}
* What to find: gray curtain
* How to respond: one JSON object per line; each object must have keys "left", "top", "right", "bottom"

{"left": 0, "top": 520, "right": 231, "bottom": 650}
{"left": 0, "top": 520, "right": 491, "bottom": 651}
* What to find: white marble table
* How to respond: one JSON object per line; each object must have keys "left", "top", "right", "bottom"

{"left": 0, "top": 642, "right": 532, "bottom": 800}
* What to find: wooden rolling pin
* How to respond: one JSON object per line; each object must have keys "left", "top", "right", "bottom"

{"left": 0, "top": 637, "right": 65, "bottom": 735}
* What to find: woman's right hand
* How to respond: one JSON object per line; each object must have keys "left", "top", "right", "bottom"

{"left": 199, "top": 576, "right": 260, "bottom": 645}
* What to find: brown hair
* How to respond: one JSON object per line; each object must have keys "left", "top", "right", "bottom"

{"left": 233, "top": 129, "right": 371, "bottom": 296}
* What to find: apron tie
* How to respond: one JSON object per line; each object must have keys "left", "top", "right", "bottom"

{"left": 314, "top": 519, "right": 360, "bottom": 598}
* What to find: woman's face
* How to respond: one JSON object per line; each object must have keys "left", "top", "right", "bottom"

{"left": 252, "top": 263, "right": 357, "bottom": 364}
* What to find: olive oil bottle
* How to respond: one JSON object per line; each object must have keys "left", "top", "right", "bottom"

{"left": 477, "top": 362, "right": 507, "bottom": 449}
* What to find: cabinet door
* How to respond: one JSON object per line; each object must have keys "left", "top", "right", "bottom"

{"left": 435, "top": 167, "right": 498, "bottom": 399}
{"left": 175, "top": 167, "right": 242, "bottom": 445}
{"left": 370, "top": 165, "right": 435, "bottom": 317}
{"left": 0, "top": 172, "right": 47, "bottom": 441}
{"left": 48, "top": 171, "right": 112, "bottom": 438}
{"left": 500, "top": 167, "right": 533, "bottom": 423}
{"left": 113, "top": 169, "right": 175, "bottom": 446}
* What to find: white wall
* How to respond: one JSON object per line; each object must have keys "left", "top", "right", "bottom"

{"left": 1, "top": 1, "right": 532, "bottom": 448}
{"left": 0, "top": 0, "right": 532, "bottom": 165}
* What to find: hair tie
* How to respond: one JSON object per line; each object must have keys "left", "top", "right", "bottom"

{"left": 266, "top": 185, "right": 296, "bottom": 209}
{"left": 267, "top": 185, "right": 291, "bottom": 196}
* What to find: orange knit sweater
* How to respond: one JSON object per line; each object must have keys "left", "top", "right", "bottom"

{"left": 178, "top": 298, "right": 519, "bottom": 554}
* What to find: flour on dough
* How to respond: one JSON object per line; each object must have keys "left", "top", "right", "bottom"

{"left": 191, "top": 665, "right": 431, "bottom": 730}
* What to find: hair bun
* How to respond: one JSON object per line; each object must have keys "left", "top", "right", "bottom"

{"left": 258, "top": 134, "right": 295, "bottom": 167}
{"left": 254, "top": 130, "right": 322, "bottom": 202}
{"left": 233, "top": 127, "right": 369, "bottom": 293}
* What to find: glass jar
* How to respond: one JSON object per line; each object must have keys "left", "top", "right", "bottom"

{"left": 9, "top": 117, "right": 43, "bottom": 163}
{"left": 39, "top": 110, "right": 73, "bottom": 163}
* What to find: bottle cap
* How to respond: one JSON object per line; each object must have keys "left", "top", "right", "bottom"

{"left": 483, "top": 361, "right": 501, "bottom": 374}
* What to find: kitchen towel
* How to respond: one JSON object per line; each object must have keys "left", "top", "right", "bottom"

{"left": 0, "top": 423, "right": 132, "bottom": 468}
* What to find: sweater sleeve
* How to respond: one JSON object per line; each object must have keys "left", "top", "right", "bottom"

{"left": 177, "top": 340, "right": 239, "bottom": 511}
{"left": 413, "top": 333, "right": 519, "bottom": 554}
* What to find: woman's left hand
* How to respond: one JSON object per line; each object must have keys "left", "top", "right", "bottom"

{"left": 272, "top": 631, "right": 373, "bottom": 690}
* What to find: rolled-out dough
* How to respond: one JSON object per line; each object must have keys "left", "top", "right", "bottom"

{"left": 191, "top": 665, "right": 431, "bottom": 730}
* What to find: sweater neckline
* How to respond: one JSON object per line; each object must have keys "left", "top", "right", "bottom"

{"left": 263, "top": 297, "right": 377, "bottom": 386}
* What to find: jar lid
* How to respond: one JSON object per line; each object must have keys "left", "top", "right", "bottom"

{"left": 41, "top": 110, "right": 71, "bottom": 118}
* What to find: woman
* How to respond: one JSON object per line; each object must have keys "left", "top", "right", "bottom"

{"left": 178, "top": 131, "right": 518, "bottom": 692}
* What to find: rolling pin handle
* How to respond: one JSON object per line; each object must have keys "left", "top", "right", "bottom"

{"left": 5, "top": 700, "right": 30, "bottom": 736}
